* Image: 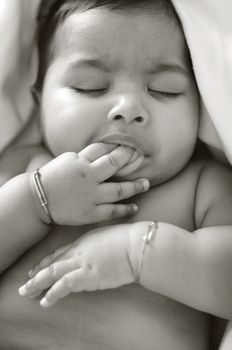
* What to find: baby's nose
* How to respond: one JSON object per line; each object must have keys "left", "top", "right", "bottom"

{"left": 107, "top": 95, "right": 149, "bottom": 125}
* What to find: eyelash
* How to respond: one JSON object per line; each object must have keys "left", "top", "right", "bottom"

{"left": 72, "top": 88, "right": 107, "bottom": 96}
{"left": 72, "top": 87, "right": 182, "bottom": 100}
{"left": 148, "top": 90, "right": 182, "bottom": 100}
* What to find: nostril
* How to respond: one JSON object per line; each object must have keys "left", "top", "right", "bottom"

{"left": 113, "top": 115, "right": 123, "bottom": 120}
{"left": 135, "top": 116, "right": 144, "bottom": 123}
{"left": 110, "top": 114, "right": 145, "bottom": 123}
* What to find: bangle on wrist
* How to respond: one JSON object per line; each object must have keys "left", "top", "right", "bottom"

{"left": 136, "top": 221, "right": 158, "bottom": 283}
{"left": 31, "top": 169, "right": 54, "bottom": 224}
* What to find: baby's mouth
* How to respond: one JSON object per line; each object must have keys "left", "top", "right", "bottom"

{"left": 96, "top": 133, "right": 147, "bottom": 176}
{"left": 98, "top": 133, "right": 145, "bottom": 155}
{"left": 115, "top": 147, "right": 145, "bottom": 177}
{"left": 101, "top": 142, "right": 145, "bottom": 177}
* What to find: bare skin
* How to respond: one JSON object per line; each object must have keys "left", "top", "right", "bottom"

{"left": 0, "top": 147, "right": 211, "bottom": 350}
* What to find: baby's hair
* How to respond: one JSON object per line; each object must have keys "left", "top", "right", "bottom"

{"left": 34, "top": 0, "right": 183, "bottom": 92}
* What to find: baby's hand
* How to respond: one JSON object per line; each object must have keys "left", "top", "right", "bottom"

{"left": 33, "top": 143, "right": 149, "bottom": 225}
{"left": 18, "top": 224, "right": 136, "bottom": 307}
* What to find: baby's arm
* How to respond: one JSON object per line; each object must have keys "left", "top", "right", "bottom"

{"left": 133, "top": 161, "right": 232, "bottom": 319}
{"left": 0, "top": 171, "right": 51, "bottom": 273}
{"left": 0, "top": 145, "right": 53, "bottom": 273}
{"left": 19, "top": 162, "right": 232, "bottom": 320}
{"left": 18, "top": 219, "right": 232, "bottom": 317}
{"left": 0, "top": 143, "right": 149, "bottom": 274}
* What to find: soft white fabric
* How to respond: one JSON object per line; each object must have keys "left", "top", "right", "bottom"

{"left": 172, "top": 0, "right": 232, "bottom": 164}
{"left": 0, "top": 0, "right": 232, "bottom": 165}
{"left": 0, "top": 0, "right": 41, "bottom": 153}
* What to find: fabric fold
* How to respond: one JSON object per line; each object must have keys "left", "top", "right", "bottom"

{"left": 172, "top": 0, "right": 232, "bottom": 164}
{"left": 0, "top": 0, "right": 41, "bottom": 152}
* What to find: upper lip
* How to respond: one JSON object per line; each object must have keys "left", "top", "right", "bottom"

{"left": 97, "top": 133, "right": 146, "bottom": 155}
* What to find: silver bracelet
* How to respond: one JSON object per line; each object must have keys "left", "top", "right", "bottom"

{"left": 32, "top": 169, "right": 54, "bottom": 224}
{"left": 137, "top": 221, "right": 158, "bottom": 282}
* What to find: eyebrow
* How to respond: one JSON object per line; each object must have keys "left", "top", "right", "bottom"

{"left": 67, "top": 58, "right": 112, "bottom": 72}
{"left": 67, "top": 58, "right": 188, "bottom": 76}
{"left": 148, "top": 63, "right": 188, "bottom": 76}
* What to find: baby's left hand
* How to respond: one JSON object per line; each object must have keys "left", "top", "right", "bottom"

{"left": 18, "top": 224, "right": 136, "bottom": 307}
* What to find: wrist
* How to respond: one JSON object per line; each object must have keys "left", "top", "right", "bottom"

{"left": 29, "top": 170, "right": 53, "bottom": 225}
{"left": 127, "top": 221, "right": 155, "bottom": 282}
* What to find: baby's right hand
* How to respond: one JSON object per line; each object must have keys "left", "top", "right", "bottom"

{"left": 33, "top": 143, "right": 150, "bottom": 225}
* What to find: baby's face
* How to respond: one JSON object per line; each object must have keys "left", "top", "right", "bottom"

{"left": 41, "top": 7, "right": 199, "bottom": 185}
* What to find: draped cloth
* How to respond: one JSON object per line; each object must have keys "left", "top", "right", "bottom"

{"left": 0, "top": 0, "right": 41, "bottom": 152}
{"left": 172, "top": 0, "right": 232, "bottom": 165}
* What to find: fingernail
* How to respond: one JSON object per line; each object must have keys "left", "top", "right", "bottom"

{"left": 130, "top": 150, "right": 139, "bottom": 162}
{"left": 141, "top": 179, "right": 150, "bottom": 191}
{"left": 40, "top": 297, "right": 50, "bottom": 308}
{"left": 18, "top": 285, "right": 27, "bottom": 296}
{"left": 28, "top": 269, "right": 34, "bottom": 278}
{"left": 132, "top": 204, "right": 138, "bottom": 212}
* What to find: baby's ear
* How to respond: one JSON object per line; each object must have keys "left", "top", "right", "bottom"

{"left": 30, "top": 85, "right": 41, "bottom": 105}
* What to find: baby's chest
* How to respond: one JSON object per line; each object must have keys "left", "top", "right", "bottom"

{"left": 125, "top": 174, "right": 197, "bottom": 231}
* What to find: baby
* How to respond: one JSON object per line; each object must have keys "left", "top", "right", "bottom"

{"left": 0, "top": 0, "right": 232, "bottom": 349}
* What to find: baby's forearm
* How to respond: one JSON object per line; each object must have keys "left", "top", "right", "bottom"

{"left": 0, "top": 173, "right": 50, "bottom": 273}
{"left": 130, "top": 222, "right": 232, "bottom": 320}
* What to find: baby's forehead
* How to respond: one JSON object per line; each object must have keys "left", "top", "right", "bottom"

{"left": 54, "top": 7, "right": 188, "bottom": 68}
{"left": 57, "top": 5, "right": 177, "bottom": 37}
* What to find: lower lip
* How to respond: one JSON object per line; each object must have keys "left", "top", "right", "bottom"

{"left": 103, "top": 141, "right": 144, "bottom": 155}
{"left": 102, "top": 142, "right": 146, "bottom": 176}
{"left": 115, "top": 152, "right": 146, "bottom": 177}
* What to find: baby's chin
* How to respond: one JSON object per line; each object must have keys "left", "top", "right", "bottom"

{"left": 113, "top": 163, "right": 178, "bottom": 188}
{"left": 112, "top": 155, "right": 167, "bottom": 185}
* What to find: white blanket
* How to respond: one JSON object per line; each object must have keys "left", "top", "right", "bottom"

{"left": 0, "top": 0, "right": 41, "bottom": 152}
{"left": 172, "top": 0, "right": 232, "bottom": 164}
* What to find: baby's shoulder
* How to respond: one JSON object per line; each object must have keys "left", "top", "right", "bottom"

{"left": 194, "top": 159, "right": 232, "bottom": 227}
{"left": 176, "top": 158, "right": 232, "bottom": 190}
{"left": 196, "top": 159, "right": 232, "bottom": 201}
{"left": 0, "top": 144, "right": 52, "bottom": 186}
